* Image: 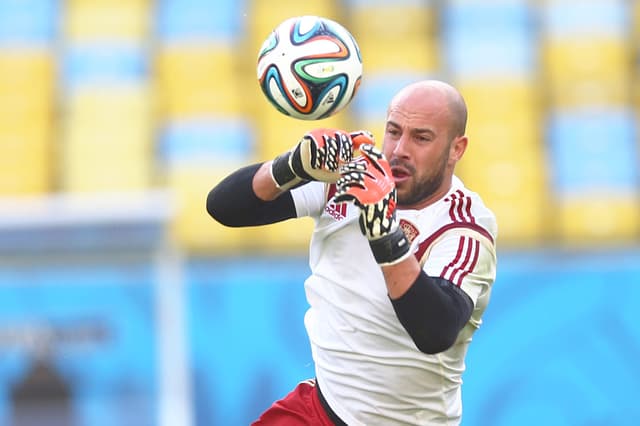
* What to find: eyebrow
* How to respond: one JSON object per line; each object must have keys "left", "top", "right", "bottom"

{"left": 413, "top": 128, "right": 436, "bottom": 137}
{"left": 386, "top": 121, "right": 436, "bottom": 138}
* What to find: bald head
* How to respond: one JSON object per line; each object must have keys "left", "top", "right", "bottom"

{"left": 388, "top": 80, "right": 468, "bottom": 140}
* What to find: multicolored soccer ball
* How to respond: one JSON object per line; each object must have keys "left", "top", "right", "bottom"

{"left": 257, "top": 15, "right": 362, "bottom": 121}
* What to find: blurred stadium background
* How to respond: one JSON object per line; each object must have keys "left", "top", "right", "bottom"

{"left": 0, "top": 0, "right": 638, "bottom": 425}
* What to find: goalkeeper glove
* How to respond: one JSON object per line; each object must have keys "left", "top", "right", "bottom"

{"left": 333, "top": 144, "right": 411, "bottom": 266}
{"left": 270, "top": 129, "right": 374, "bottom": 191}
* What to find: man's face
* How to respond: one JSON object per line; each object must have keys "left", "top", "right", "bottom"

{"left": 382, "top": 91, "right": 460, "bottom": 209}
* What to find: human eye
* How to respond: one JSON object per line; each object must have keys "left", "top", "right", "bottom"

{"left": 415, "top": 130, "right": 434, "bottom": 143}
{"left": 385, "top": 126, "right": 400, "bottom": 137}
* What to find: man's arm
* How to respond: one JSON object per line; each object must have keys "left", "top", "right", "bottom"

{"left": 206, "top": 162, "right": 296, "bottom": 227}
{"left": 382, "top": 259, "right": 473, "bottom": 354}
{"left": 334, "top": 144, "right": 472, "bottom": 354}
{"left": 207, "top": 129, "right": 374, "bottom": 227}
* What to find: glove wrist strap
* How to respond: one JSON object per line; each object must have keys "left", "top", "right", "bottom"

{"left": 271, "top": 151, "right": 305, "bottom": 191}
{"left": 368, "top": 226, "right": 412, "bottom": 266}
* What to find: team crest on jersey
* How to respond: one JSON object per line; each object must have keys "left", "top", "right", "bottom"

{"left": 399, "top": 219, "right": 419, "bottom": 243}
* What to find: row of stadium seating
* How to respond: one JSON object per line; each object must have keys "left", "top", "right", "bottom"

{"left": 0, "top": 0, "right": 637, "bottom": 251}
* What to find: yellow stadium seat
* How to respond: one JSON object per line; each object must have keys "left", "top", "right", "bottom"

{"left": 156, "top": 45, "right": 243, "bottom": 117}
{"left": 255, "top": 104, "right": 350, "bottom": 159}
{"left": 261, "top": 217, "right": 315, "bottom": 252}
{"left": 464, "top": 121, "right": 541, "bottom": 159}
{"left": 247, "top": 0, "right": 341, "bottom": 57}
{"left": 65, "top": 85, "right": 152, "bottom": 121}
{"left": 348, "top": 4, "right": 435, "bottom": 40}
{"left": 633, "top": 1, "right": 640, "bottom": 44}
{"left": 357, "top": 37, "right": 439, "bottom": 73}
{"left": 60, "top": 86, "right": 154, "bottom": 192}
{"left": 542, "top": 37, "right": 631, "bottom": 106}
{"left": 0, "top": 164, "right": 50, "bottom": 195}
{"left": 61, "top": 161, "right": 153, "bottom": 193}
{"left": 556, "top": 195, "right": 640, "bottom": 245}
{"left": 458, "top": 79, "right": 541, "bottom": 123}
{"left": 459, "top": 152, "right": 549, "bottom": 245}
{"left": 458, "top": 121, "right": 548, "bottom": 245}
{"left": 167, "top": 166, "right": 266, "bottom": 252}
{"left": 0, "top": 51, "right": 55, "bottom": 115}
{"left": 64, "top": 0, "right": 151, "bottom": 41}
{"left": 0, "top": 122, "right": 51, "bottom": 195}
{"left": 543, "top": 37, "right": 629, "bottom": 80}
{"left": 63, "top": 86, "right": 153, "bottom": 149}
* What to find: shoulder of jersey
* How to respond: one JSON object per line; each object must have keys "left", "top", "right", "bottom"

{"left": 439, "top": 187, "right": 497, "bottom": 241}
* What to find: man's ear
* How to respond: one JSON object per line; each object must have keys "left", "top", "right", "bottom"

{"left": 449, "top": 135, "right": 468, "bottom": 164}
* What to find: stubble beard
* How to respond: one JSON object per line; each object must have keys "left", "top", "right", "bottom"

{"left": 394, "top": 156, "right": 448, "bottom": 207}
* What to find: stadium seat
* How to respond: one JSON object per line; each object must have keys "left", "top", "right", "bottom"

{"left": 0, "top": 119, "right": 51, "bottom": 194}
{"left": 0, "top": 0, "right": 57, "bottom": 46}
{"left": 60, "top": 86, "right": 154, "bottom": 192}
{"left": 157, "top": 0, "right": 244, "bottom": 43}
{"left": 167, "top": 166, "right": 266, "bottom": 252}
{"left": 0, "top": 49, "right": 54, "bottom": 194}
{"left": 547, "top": 108, "right": 637, "bottom": 194}
{"left": 458, "top": 124, "right": 547, "bottom": 245}
{"left": 160, "top": 118, "right": 254, "bottom": 168}
{"left": 541, "top": 0, "right": 627, "bottom": 39}
{"left": 155, "top": 45, "right": 242, "bottom": 117}
{"left": 348, "top": 1, "right": 437, "bottom": 73}
{"left": 260, "top": 217, "right": 315, "bottom": 252}
{"left": 64, "top": 0, "right": 150, "bottom": 42}
{"left": 357, "top": 37, "right": 439, "bottom": 74}
{"left": 541, "top": 37, "right": 630, "bottom": 107}
{"left": 246, "top": 0, "right": 341, "bottom": 56}
{"left": 351, "top": 73, "right": 426, "bottom": 121}
{"left": 442, "top": 0, "right": 535, "bottom": 80}
{"left": 63, "top": 43, "right": 148, "bottom": 89}
{"left": 255, "top": 105, "right": 349, "bottom": 160}
{"left": 633, "top": 0, "right": 640, "bottom": 44}
{"left": 556, "top": 195, "right": 640, "bottom": 245}
{"left": 161, "top": 118, "right": 257, "bottom": 250}
{"left": 346, "top": 1, "right": 435, "bottom": 40}
{"left": 0, "top": 50, "right": 55, "bottom": 114}
{"left": 458, "top": 79, "right": 541, "bottom": 124}
{"left": 454, "top": 77, "right": 546, "bottom": 244}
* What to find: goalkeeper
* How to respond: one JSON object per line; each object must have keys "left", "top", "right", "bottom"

{"left": 207, "top": 80, "right": 497, "bottom": 426}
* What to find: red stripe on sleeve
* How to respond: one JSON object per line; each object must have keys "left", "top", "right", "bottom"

{"left": 440, "top": 236, "right": 466, "bottom": 279}
{"left": 448, "top": 193, "right": 458, "bottom": 222}
{"left": 456, "top": 239, "right": 480, "bottom": 286}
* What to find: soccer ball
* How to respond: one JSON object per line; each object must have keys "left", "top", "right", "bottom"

{"left": 256, "top": 15, "right": 362, "bottom": 121}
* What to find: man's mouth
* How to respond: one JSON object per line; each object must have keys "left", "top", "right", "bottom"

{"left": 391, "top": 166, "right": 411, "bottom": 182}
{"left": 390, "top": 159, "right": 413, "bottom": 182}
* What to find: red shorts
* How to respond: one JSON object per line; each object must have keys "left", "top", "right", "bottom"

{"left": 251, "top": 379, "right": 337, "bottom": 426}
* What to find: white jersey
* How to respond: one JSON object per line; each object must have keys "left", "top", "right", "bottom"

{"left": 291, "top": 175, "right": 497, "bottom": 425}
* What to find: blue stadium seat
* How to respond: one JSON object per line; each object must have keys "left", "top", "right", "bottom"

{"left": 0, "top": 0, "right": 58, "bottom": 45}
{"left": 160, "top": 118, "right": 254, "bottom": 165}
{"left": 442, "top": 1, "right": 535, "bottom": 79}
{"left": 442, "top": 1, "right": 533, "bottom": 37}
{"left": 343, "top": 0, "right": 426, "bottom": 5}
{"left": 352, "top": 72, "right": 428, "bottom": 121}
{"left": 542, "top": 0, "right": 627, "bottom": 38}
{"left": 63, "top": 43, "right": 148, "bottom": 89}
{"left": 547, "top": 108, "right": 638, "bottom": 195}
{"left": 156, "top": 0, "right": 245, "bottom": 42}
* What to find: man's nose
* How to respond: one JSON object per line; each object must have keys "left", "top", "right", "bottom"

{"left": 392, "top": 134, "right": 410, "bottom": 157}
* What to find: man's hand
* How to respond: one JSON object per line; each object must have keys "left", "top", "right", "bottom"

{"left": 270, "top": 129, "right": 374, "bottom": 191}
{"left": 333, "top": 144, "right": 411, "bottom": 266}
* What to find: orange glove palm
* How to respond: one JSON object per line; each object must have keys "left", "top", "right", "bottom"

{"left": 333, "top": 144, "right": 398, "bottom": 240}
{"left": 333, "top": 144, "right": 411, "bottom": 265}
